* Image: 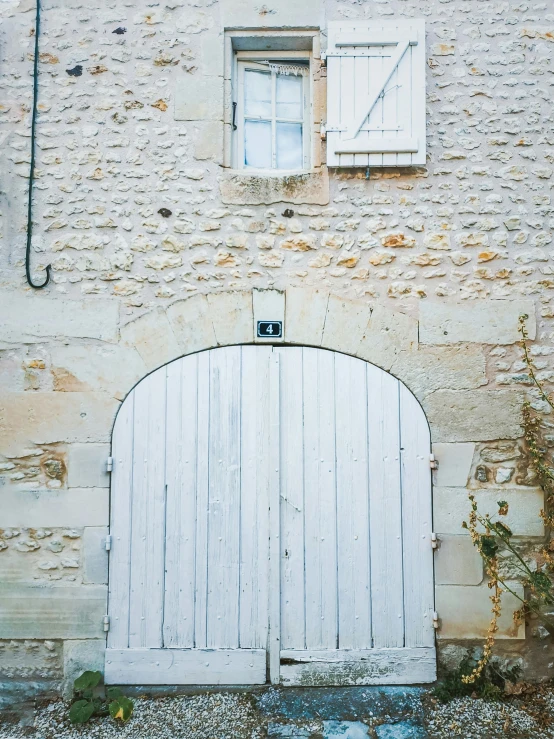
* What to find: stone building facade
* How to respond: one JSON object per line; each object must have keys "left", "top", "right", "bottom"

{"left": 1, "top": 0, "right": 553, "bottom": 703}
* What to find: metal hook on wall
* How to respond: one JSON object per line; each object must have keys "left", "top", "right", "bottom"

{"left": 26, "top": 0, "right": 51, "bottom": 289}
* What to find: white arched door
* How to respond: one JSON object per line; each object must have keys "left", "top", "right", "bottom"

{"left": 105, "top": 346, "right": 435, "bottom": 686}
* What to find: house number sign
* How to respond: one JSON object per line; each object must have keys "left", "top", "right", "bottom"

{"left": 257, "top": 321, "right": 282, "bottom": 338}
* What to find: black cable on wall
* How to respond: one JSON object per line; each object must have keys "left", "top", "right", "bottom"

{"left": 25, "top": 0, "right": 51, "bottom": 289}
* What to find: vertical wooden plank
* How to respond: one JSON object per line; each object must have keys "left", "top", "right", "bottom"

{"left": 339, "top": 53, "right": 355, "bottom": 168}
{"left": 382, "top": 23, "right": 398, "bottom": 167}
{"left": 360, "top": 27, "right": 383, "bottom": 167}
{"left": 326, "top": 53, "right": 341, "bottom": 168}
{"left": 279, "top": 347, "right": 306, "bottom": 650}
{"left": 399, "top": 384, "right": 435, "bottom": 647}
{"left": 411, "top": 19, "right": 426, "bottom": 166}
{"left": 269, "top": 349, "right": 281, "bottom": 684}
{"left": 335, "top": 354, "right": 372, "bottom": 649}
{"left": 367, "top": 365, "right": 404, "bottom": 648}
{"left": 396, "top": 25, "right": 413, "bottom": 166}
{"left": 194, "top": 351, "right": 210, "bottom": 648}
{"left": 303, "top": 348, "right": 338, "bottom": 650}
{"left": 108, "top": 396, "right": 134, "bottom": 649}
{"left": 206, "top": 347, "right": 242, "bottom": 649}
{"left": 163, "top": 355, "right": 198, "bottom": 648}
{"left": 239, "top": 346, "right": 271, "bottom": 650}
{"left": 353, "top": 50, "right": 369, "bottom": 168}
{"left": 128, "top": 372, "right": 167, "bottom": 648}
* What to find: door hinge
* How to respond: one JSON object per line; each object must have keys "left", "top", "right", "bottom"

{"left": 429, "top": 454, "right": 438, "bottom": 470}
{"left": 106, "top": 456, "right": 114, "bottom": 473}
{"left": 433, "top": 611, "right": 440, "bottom": 630}
{"left": 431, "top": 532, "right": 438, "bottom": 550}
{"left": 103, "top": 615, "right": 110, "bottom": 632}
{"left": 105, "top": 534, "right": 112, "bottom": 551}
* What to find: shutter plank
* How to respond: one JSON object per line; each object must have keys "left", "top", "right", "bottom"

{"left": 335, "top": 353, "right": 371, "bottom": 649}
{"left": 303, "top": 348, "right": 338, "bottom": 650}
{"left": 279, "top": 647, "right": 436, "bottom": 686}
{"left": 163, "top": 356, "right": 197, "bottom": 648}
{"left": 108, "top": 397, "right": 134, "bottom": 649}
{"left": 207, "top": 347, "right": 241, "bottom": 648}
{"left": 128, "top": 373, "right": 167, "bottom": 648}
{"left": 400, "top": 384, "right": 435, "bottom": 647}
{"left": 334, "top": 138, "right": 418, "bottom": 154}
{"left": 382, "top": 26, "right": 399, "bottom": 167}
{"left": 194, "top": 351, "right": 210, "bottom": 648}
{"left": 239, "top": 346, "right": 270, "bottom": 650}
{"left": 269, "top": 349, "right": 281, "bottom": 683}
{"left": 279, "top": 347, "right": 306, "bottom": 650}
{"left": 339, "top": 53, "right": 355, "bottom": 168}
{"left": 395, "top": 35, "right": 413, "bottom": 166}
{"left": 105, "top": 648, "right": 266, "bottom": 685}
{"left": 367, "top": 48, "right": 384, "bottom": 167}
{"left": 367, "top": 365, "right": 404, "bottom": 648}
{"left": 410, "top": 19, "right": 426, "bottom": 165}
{"left": 353, "top": 51, "right": 371, "bottom": 168}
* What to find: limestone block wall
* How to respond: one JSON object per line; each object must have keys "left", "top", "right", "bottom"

{"left": 0, "top": 0, "right": 553, "bottom": 698}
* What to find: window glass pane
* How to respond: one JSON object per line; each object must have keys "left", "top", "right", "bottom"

{"left": 276, "top": 73, "right": 303, "bottom": 120}
{"left": 244, "top": 70, "right": 272, "bottom": 118}
{"left": 276, "top": 122, "right": 303, "bottom": 169}
{"left": 244, "top": 120, "right": 272, "bottom": 168}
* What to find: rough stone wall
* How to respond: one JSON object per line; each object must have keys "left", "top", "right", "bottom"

{"left": 1, "top": 0, "right": 553, "bottom": 310}
{"left": 0, "top": 0, "right": 554, "bottom": 697}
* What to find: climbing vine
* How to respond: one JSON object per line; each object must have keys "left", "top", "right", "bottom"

{"left": 462, "top": 316, "right": 554, "bottom": 684}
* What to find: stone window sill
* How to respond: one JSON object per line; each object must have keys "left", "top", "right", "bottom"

{"left": 218, "top": 167, "right": 329, "bottom": 206}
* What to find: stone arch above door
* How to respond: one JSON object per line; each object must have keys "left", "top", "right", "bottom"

{"left": 118, "top": 288, "right": 524, "bottom": 445}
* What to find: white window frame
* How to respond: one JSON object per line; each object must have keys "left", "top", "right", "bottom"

{"left": 233, "top": 50, "right": 312, "bottom": 173}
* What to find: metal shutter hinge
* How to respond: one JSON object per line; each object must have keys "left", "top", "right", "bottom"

{"left": 105, "top": 535, "right": 112, "bottom": 551}
{"left": 320, "top": 123, "right": 327, "bottom": 140}
{"left": 103, "top": 615, "right": 110, "bottom": 632}
{"left": 320, "top": 50, "right": 327, "bottom": 65}
{"left": 433, "top": 611, "right": 440, "bottom": 630}
{"left": 106, "top": 456, "right": 114, "bottom": 473}
{"left": 429, "top": 454, "right": 438, "bottom": 470}
{"left": 431, "top": 533, "right": 438, "bottom": 550}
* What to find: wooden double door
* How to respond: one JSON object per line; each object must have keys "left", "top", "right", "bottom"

{"left": 105, "top": 345, "right": 435, "bottom": 685}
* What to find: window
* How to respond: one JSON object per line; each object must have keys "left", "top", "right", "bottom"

{"left": 233, "top": 53, "right": 311, "bottom": 172}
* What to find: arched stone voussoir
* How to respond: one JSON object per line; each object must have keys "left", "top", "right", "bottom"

{"left": 389, "top": 344, "right": 488, "bottom": 405}
{"left": 355, "top": 304, "right": 419, "bottom": 372}
{"left": 168, "top": 291, "right": 255, "bottom": 352}
{"left": 120, "top": 291, "right": 256, "bottom": 374}
{"left": 283, "top": 288, "right": 418, "bottom": 374}
{"left": 166, "top": 294, "right": 217, "bottom": 355}
{"left": 206, "top": 291, "right": 254, "bottom": 345}
{"left": 120, "top": 306, "right": 181, "bottom": 372}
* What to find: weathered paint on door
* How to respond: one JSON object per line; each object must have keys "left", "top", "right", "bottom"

{"left": 105, "top": 345, "right": 435, "bottom": 686}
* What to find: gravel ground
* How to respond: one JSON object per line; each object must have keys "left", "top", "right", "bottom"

{"left": 0, "top": 694, "right": 267, "bottom": 739}
{"left": 425, "top": 688, "right": 554, "bottom": 739}
{"left": 1, "top": 688, "right": 554, "bottom": 738}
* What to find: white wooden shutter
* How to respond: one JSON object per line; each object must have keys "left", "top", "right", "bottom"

{"left": 326, "top": 20, "right": 426, "bottom": 167}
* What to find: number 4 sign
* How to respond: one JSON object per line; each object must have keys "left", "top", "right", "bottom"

{"left": 257, "top": 321, "right": 283, "bottom": 338}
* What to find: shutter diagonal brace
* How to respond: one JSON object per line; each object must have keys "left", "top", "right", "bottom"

{"left": 343, "top": 38, "right": 413, "bottom": 141}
